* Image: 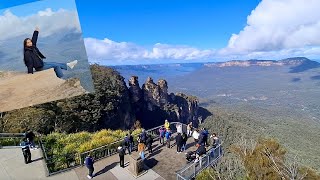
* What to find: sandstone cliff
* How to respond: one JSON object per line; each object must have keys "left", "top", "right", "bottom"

{"left": 129, "top": 76, "right": 200, "bottom": 128}
{"left": 0, "top": 69, "right": 87, "bottom": 112}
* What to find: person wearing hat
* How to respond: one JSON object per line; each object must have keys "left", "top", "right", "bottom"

{"left": 118, "top": 146, "right": 125, "bottom": 168}
{"left": 164, "top": 119, "right": 170, "bottom": 130}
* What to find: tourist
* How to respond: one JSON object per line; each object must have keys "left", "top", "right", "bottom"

{"left": 210, "top": 133, "right": 222, "bottom": 158}
{"left": 187, "top": 122, "right": 193, "bottom": 137}
{"left": 84, "top": 153, "right": 94, "bottom": 179}
{"left": 25, "top": 130, "right": 36, "bottom": 149}
{"left": 128, "top": 132, "right": 134, "bottom": 153}
{"left": 176, "top": 123, "right": 182, "bottom": 134}
{"left": 146, "top": 134, "right": 153, "bottom": 154}
{"left": 194, "top": 144, "right": 206, "bottom": 163}
{"left": 165, "top": 129, "right": 172, "bottom": 148}
{"left": 23, "top": 27, "right": 78, "bottom": 78}
{"left": 118, "top": 146, "right": 125, "bottom": 168}
{"left": 138, "top": 140, "right": 146, "bottom": 160}
{"left": 159, "top": 127, "right": 166, "bottom": 145}
{"left": 20, "top": 138, "right": 32, "bottom": 164}
{"left": 203, "top": 128, "right": 209, "bottom": 146}
{"left": 164, "top": 119, "right": 170, "bottom": 130}
{"left": 123, "top": 134, "right": 131, "bottom": 154}
{"left": 175, "top": 132, "right": 183, "bottom": 153}
{"left": 192, "top": 129, "right": 200, "bottom": 144}
{"left": 140, "top": 129, "right": 147, "bottom": 144}
{"left": 181, "top": 132, "right": 188, "bottom": 152}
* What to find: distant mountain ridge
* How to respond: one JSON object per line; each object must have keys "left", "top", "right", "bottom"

{"left": 204, "top": 57, "right": 318, "bottom": 67}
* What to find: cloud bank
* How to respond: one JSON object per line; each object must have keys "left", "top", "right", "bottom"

{"left": 84, "top": 0, "right": 320, "bottom": 64}
{"left": 84, "top": 38, "right": 215, "bottom": 64}
{"left": 0, "top": 8, "right": 81, "bottom": 41}
{"left": 225, "top": 0, "right": 320, "bottom": 53}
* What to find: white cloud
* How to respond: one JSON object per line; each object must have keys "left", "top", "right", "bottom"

{"left": 84, "top": 0, "right": 320, "bottom": 65}
{"left": 84, "top": 38, "right": 216, "bottom": 64}
{"left": 0, "top": 8, "right": 81, "bottom": 41}
{"left": 225, "top": 0, "right": 320, "bottom": 53}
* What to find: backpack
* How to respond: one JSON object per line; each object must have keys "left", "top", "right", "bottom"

{"left": 165, "top": 132, "right": 170, "bottom": 140}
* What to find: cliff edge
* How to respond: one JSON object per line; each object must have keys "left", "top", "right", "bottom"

{"left": 0, "top": 69, "right": 87, "bottom": 112}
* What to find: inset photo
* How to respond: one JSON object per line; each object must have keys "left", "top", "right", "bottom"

{"left": 0, "top": 0, "right": 94, "bottom": 112}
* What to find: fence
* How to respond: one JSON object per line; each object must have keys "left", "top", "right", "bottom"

{"left": 79, "top": 122, "right": 187, "bottom": 165}
{"left": 0, "top": 133, "right": 25, "bottom": 148}
{"left": 176, "top": 144, "right": 223, "bottom": 180}
{"left": 39, "top": 122, "right": 187, "bottom": 176}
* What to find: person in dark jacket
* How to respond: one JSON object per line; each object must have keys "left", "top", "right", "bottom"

{"left": 195, "top": 144, "right": 206, "bottom": 163}
{"left": 118, "top": 146, "right": 125, "bottom": 168}
{"left": 23, "top": 27, "right": 78, "bottom": 78}
{"left": 25, "top": 130, "right": 36, "bottom": 148}
{"left": 140, "top": 129, "right": 147, "bottom": 144}
{"left": 145, "top": 134, "right": 153, "bottom": 153}
{"left": 20, "top": 138, "right": 31, "bottom": 164}
{"left": 128, "top": 133, "right": 134, "bottom": 154}
{"left": 84, "top": 154, "right": 94, "bottom": 179}
{"left": 175, "top": 133, "right": 183, "bottom": 153}
{"left": 197, "top": 131, "right": 205, "bottom": 146}
{"left": 181, "top": 132, "right": 188, "bottom": 152}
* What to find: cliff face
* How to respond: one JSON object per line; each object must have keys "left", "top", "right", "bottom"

{"left": 129, "top": 76, "right": 200, "bottom": 128}
{"left": 0, "top": 66, "right": 202, "bottom": 133}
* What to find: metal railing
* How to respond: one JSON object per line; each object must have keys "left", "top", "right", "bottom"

{"left": 176, "top": 144, "right": 223, "bottom": 180}
{"left": 79, "top": 122, "right": 186, "bottom": 165}
{"left": 40, "top": 122, "right": 187, "bottom": 176}
{"left": 0, "top": 133, "right": 25, "bottom": 148}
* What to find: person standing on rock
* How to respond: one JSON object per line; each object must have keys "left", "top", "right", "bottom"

{"left": 23, "top": 27, "right": 78, "bottom": 78}
{"left": 20, "top": 138, "right": 32, "bottom": 164}
{"left": 84, "top": 154, "right": 94, "bottom": 179}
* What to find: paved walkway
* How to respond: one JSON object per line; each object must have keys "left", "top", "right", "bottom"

{"left": 0, "top": 134, "right": 197, "bottom": 180}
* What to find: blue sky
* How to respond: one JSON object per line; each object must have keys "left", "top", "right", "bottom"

{"left": 0, "top": 0, "right": 76, "bottom": 15}
{"left": 2, "top": 0, "right": 319, "bottom": 65}
{"left": 76, "top": 0, "right": 260, "bottom": 49}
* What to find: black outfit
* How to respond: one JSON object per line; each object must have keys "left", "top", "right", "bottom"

{"left": 198, "top": 133, "right": 205, "bottom": 145}
{"left": 146, "top": 136, "right": 153, "bottom": 153}
{"left": 196, "top": 145, "right": 206, "bottom": 156}
{"left": 175, "top": 133, "right": 183, "bottom": 152}
{"left": 182, "top": 133, "right": 187, "bottom": 149}
{"left": 24, "top": 31, "right": 46, "bottom": 74}
{"left": 21, "top": 141, "right": 31, "bottom": 164}
{"left": 140, "top": 132, "right": 147, "bottom": 144}
{"left": 118, "top": 148, "right": 125, "bottom": 168}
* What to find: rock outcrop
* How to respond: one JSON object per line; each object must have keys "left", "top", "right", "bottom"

{"left": 129, "top": 75, "right": 200, "bottom": 128}
{"left": 0, "top": 69, "right": 87, "bottom": 112}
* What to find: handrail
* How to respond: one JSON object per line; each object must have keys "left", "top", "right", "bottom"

{"left": 0, "top": 133, "right": 26, "bottom": 147}
{"left": 80, "top": 121, "right": 183, "bottom": 156}
{"left": 40, "top": 121, "right": 187, "bottom": 176}
{"left": 176, "top": 144, "right": 223, "bottom": 180}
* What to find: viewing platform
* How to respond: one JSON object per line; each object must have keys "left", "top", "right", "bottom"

{"left": 0, "top": 123, "right": 222, "bottom": 180}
